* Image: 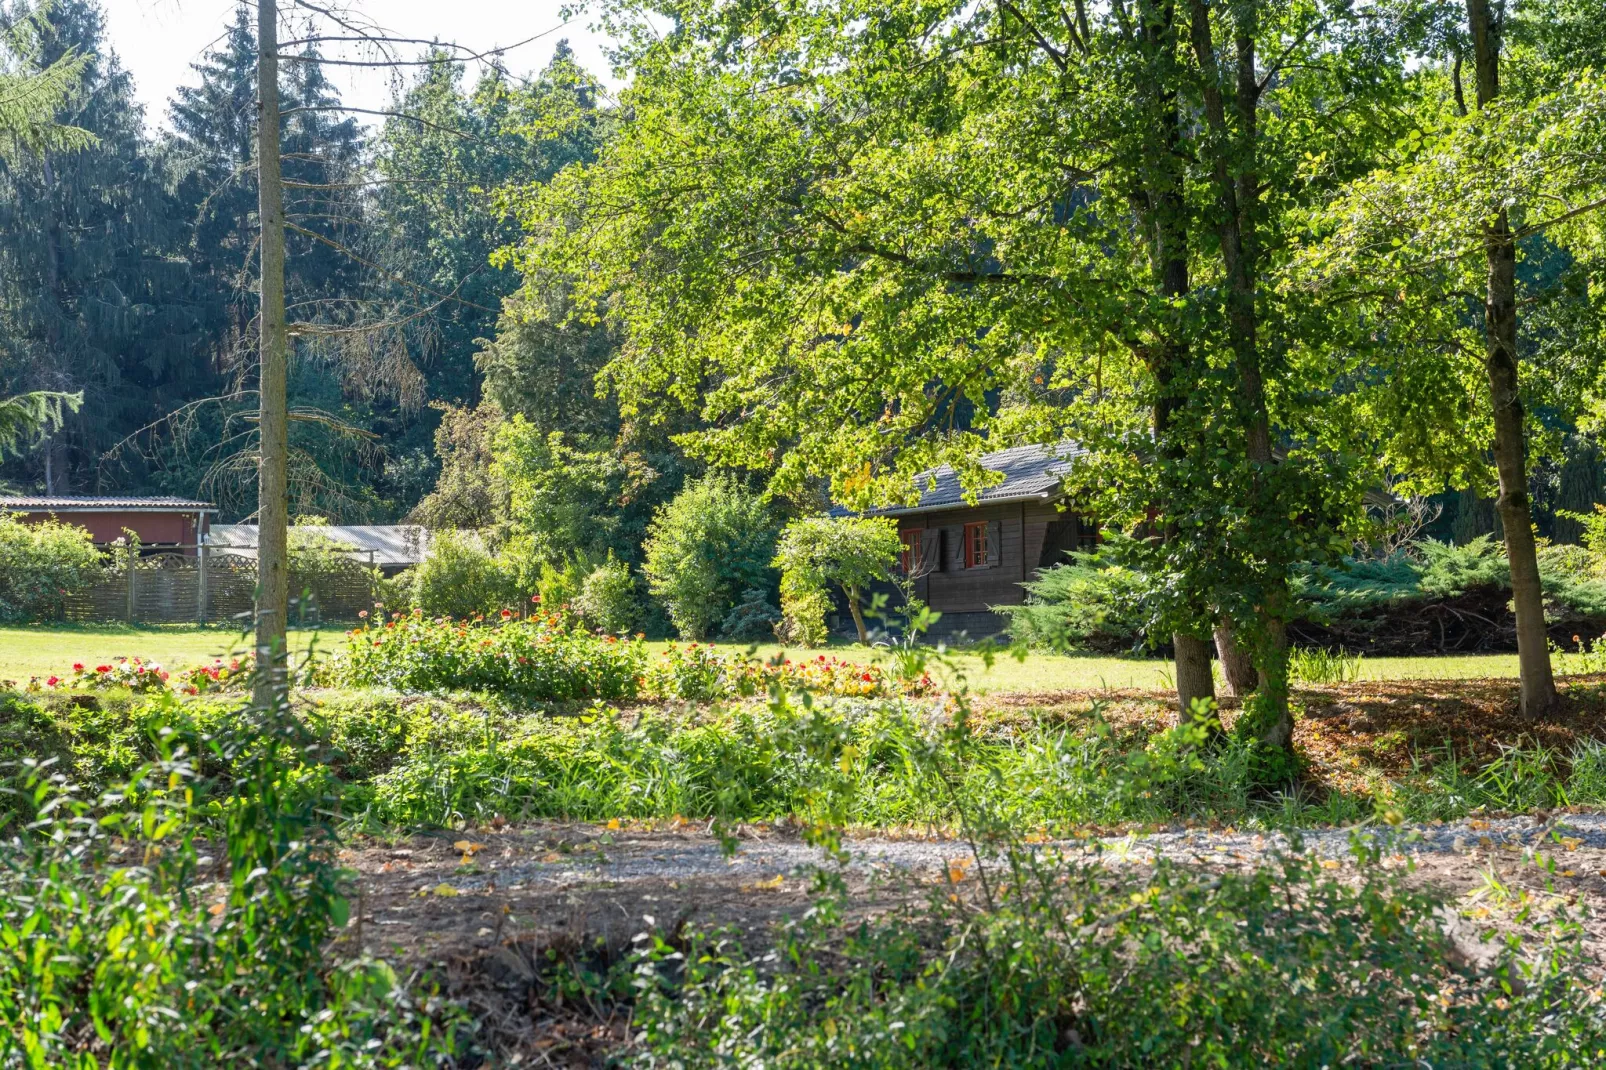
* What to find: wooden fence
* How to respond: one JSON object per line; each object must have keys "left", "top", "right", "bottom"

{"left": 61, "top": 547, "right": 382, "bottom": 625}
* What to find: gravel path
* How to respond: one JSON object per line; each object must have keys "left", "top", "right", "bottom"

{"left": 366, "top": 812, "right": 1606, "bottom": 894}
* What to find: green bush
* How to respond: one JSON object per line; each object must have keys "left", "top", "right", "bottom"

{"left": 576, "top": 556, "right": 640, "bottom": 634}
{"left": 331, "top": 610, "right": 645, "bottom": 703}
{"left": 409, "top": 529, "right": 512, "bottom": 618}
{"left": 0, "top": 696, "right": 457, "bottom": 1066}
{"left": 1003, "top": 539, "right": 1149, "bottom": 651}
{"left": 774, "top": 515, "right": 901, "bottom": 645}
{"left": 634, "top": 845, "right": 1606, "bottom": 1067}
{"left": 0, "top": 513, "right": 103, "bottom": 622}
{"left": 642, "top": 474, "right": 778, "bottom": 640}
{"left": 493, "top": 418, "right": 654, "bottom": 564}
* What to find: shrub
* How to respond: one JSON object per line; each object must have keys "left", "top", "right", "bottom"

{"left": 633, "top": 845, "right": 1606, "bottom": 1067}
{"left": 720, "top": 587, "right": 782, "bottom": 640}
{"left": 0, "top": 700, "right": 457, "bottom": 1065}
{"left": 493, "top": 418, "right": 655, "bottom": 564}
{"left": 0, "top": 513, "right": 103, "bottom": 622}
{"left": 774, "top": 516, "right": 901, "bottom": 645}
{"left": 642, "top": 474, "right": 777, "bottom": 640}
{"left": 1003, "top": 539, "right": 1149, "bottom": 651}
{"left": 331, "top": 610, "right": 646, "bottom": 702}
{"left": 643, "top": 647, "right": 930, "bottom": 703}
{"left": 410, "top": 529, "right": 512, "bottom": 618}
{"left": 775, "top": 586, "right": 831, "bottom": 646}
{"left": 576, "top": 556, "right": 640, "bottom": 634}
{"left": 537, "top": 557, "right": 589, "bottom": 617}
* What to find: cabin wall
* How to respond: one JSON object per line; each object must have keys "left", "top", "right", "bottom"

{"left": 851, "top": 500, "right": 1088, "bottom": 640}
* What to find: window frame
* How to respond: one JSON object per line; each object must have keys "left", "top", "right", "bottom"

{"left": 963, "top": 521, "right": 988, "bottom": 568}
{"left": 898, "top": 527, "right": 923, "bottom": 573}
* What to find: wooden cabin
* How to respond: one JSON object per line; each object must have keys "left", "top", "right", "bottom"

{"left": 840, "top": 444, "right": 1098, "bottom": 641}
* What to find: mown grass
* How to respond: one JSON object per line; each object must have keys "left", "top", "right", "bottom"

{"left": 0, "top": 623, "right": 331, "bottom": 682}
{"left": 0, "top": 623, "right": 1535, "bottom": 693}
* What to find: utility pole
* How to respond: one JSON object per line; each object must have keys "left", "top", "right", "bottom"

{"left": 255, "top": 0, "right": 290, "bottom": 707}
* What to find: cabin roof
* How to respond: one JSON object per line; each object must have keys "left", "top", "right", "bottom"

{"left": 838, "top": 443, "right": 1085, "bottom": 518}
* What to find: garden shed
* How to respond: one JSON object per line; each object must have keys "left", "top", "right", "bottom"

{"left": 0, "top": 496, "right": 214, "bottom": 553}
{"left": 839, "top": 444, "right": 1098, "bottom": 640}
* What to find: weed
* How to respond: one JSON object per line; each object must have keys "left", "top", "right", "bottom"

{"left": 1289, "top": 646, "right": 1365, "bottom": 685}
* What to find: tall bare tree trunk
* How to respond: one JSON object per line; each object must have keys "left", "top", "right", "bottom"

{"left": 254, "top": 0, "right": 290, "bottom": 707}
{"left": 1466, "top": 0, "right": 1557, "bottom": 718}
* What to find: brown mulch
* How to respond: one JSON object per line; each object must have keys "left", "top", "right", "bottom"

{"left": 977, "top": 675, "right": 1606, "bottom": 796}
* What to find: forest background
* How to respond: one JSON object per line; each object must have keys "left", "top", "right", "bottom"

{"left": 5, "top": 0, "right": 1604, "bottom": 552}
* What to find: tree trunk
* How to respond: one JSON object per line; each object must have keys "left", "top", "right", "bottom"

{"left": 1188, "top": 0, "right": 1293, "bottom": 749}
{"left": 254, "top": 0, "right": 290, "bottom": 708}
{"left": 1173, "top": 634, "right": 1216, "bottom": 720}
{"left": 1214, "top": 620, "right": 1258, "bottom": 697}
{"left": 1466, "top": 0, "right": 1557, "bottom": 718}
{"left": 845, "top": 586, "right": 869, "bottom": 644}
{"left": 1140, "top": 0, "right": 1217, "bottom": 726}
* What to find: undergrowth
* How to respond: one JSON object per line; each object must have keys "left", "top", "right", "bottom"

{"left": 0, "top": 690, "right": 460, "bottom": 1067}
{"left": 10, "top": 685, "right": 1606, "bottom": 838}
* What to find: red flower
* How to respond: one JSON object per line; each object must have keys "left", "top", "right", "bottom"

{"left": 72, "top": 662, "right": 83, "bottom": 672}
{"left": 531, "top": 594, "right": 541, "bottom": 604}
{"left": 501, "top": 608, "right": 512, "bottom": 619}
{"left": 46, "top": 676, "right": 58, "bottom": 687}
{"left": 861, "top": 672, "right": 873, "bottom": 682}
{"left": 95, "top": 665, "right": 111, "bottom": 674}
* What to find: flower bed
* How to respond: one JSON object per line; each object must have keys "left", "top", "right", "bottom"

{"left": 329, "top": 610, "right": 647, "bottom": 702}
{"left": 50, "top": 657, "right": 171, "bottom": 694}
{"left": 645, "top": 644, "right": 933, "bottom": 701}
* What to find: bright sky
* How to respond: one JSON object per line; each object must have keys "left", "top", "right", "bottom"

{"left": 98, "top": 0, "right": 620, "bottom": 130}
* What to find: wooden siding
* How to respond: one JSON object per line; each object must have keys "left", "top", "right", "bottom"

{"left": 892, "top": 500, "right": 1079, "bottom": 615}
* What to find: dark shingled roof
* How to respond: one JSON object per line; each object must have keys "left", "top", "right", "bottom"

{"left": 839, "top": 443, "right": 1085, "bottom": 517}
{"left": 0, "top": 496, "right": 215, "bottom": 512}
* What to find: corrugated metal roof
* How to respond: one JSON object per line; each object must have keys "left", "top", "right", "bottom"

{"left": 207, "top": 524, "right": 431, "bottom": 567}
{"left": 0, "top": 496, "right": 215, "bottom": 512}
{"left": 837, "top": 443, "right": 1085, "bottom": 518}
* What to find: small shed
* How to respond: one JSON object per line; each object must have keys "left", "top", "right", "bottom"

{"left": 836, "top": 443, "right": 1095, "bottom": 640}
{"left": 0, "top": 496, "right": 214, "bottom": 554}
{"left": 206, "top": 524, "right": 431, "bottom": 575}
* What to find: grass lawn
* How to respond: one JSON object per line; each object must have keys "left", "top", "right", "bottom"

{"left": 0, "top": 623, "right": 1529, "bottom": 692}
{"left": 0, "top": 624, "right": 333, "bottom": 684}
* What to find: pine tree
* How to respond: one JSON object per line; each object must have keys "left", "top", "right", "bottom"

{"left": 0, "top": 0, "right": 211, "bottom": 492}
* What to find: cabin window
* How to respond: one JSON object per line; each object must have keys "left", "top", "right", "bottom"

{"left": 899, "top": 528, "right": 923, "bottom": 573}
{"left": 963, "top": 521, "right": 989, "bottom": 568}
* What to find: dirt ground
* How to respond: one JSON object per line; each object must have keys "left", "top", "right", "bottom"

{"left": 979, "top": 673, "right": 1606, "bottom": 795}
{"left": 334, "top": 809, "right": 1606, "bottom": 1066}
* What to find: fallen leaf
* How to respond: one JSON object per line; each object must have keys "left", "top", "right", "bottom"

{"left": 606, "top": 819, "right": 621, "bottom": 831}
{"left": 1320, "top": 859, "right": 1342, "bottom": 870}
{"left": 432, "top": 883, "right": 457, "bottom": 897}
{"left": 947, "top": 859, "right": 970, "bottom": 883}
{"left": 1560, "top": 837, "right": 1583, "bottom": 851}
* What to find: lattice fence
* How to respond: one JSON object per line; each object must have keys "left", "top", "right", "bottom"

{"left": 61, "top": 550, "right": 381, "bottom": 625}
